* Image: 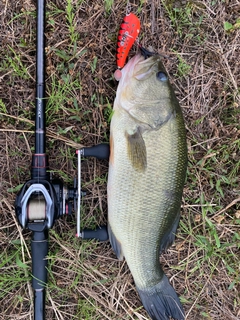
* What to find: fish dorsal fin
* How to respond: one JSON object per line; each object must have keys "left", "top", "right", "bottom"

{"left": 125, "top": 128, "right": 147, "bottom": 172}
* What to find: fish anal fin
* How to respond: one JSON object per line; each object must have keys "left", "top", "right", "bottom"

{"left": 160, "top": 212, "right": 180, "bottom": 254}
{"left": 125, "top": 128, "right": 147, "bottom": 172}
{"left": 108, "top": 224, "right": 123, "bottom": 260}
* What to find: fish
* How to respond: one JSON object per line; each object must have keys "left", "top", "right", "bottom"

{"left": 107, "top": 51, "right": 187, "bottom": 320}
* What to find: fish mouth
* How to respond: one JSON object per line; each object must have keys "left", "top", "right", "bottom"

{"left": 139, "top": 46, "right": 157, "bottom": 59}
{"left": 133, "top": 50, "right": 160, "bottom": 81}
{"left": 120, "top": 50, "right": 160, "bottom": 84}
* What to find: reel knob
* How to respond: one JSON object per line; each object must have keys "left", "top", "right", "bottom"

{"left": 82, "top": 226, "right": 108, "bottom": 242}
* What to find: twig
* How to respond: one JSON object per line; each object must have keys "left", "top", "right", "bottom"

{"left": 214, "top": 197, "right": 240, "bottom": 217}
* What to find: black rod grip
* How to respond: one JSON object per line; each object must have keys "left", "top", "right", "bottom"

{"left": 34, "top": 290, "right": 45, "bottom": 320}
{"left": 82, "top": 143, "right": 110, "bottom": 159}
{"left": 31, "top": 231, "right": 48, "bottom": 290}
{"left": 31, "top": 231, "right": 48, "bottom": 320}
{"left": 82, "top": 225, "right": 109, "bottom": 241}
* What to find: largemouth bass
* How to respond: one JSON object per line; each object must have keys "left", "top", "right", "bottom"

{"left": 107, "top": 51, "right": 187, "bottom": 320}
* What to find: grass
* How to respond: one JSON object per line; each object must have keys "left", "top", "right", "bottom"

{"left": 174, "top": 53, "right": 191, "bottom": 78}
{"left": 104, "top": 0, "right": 114, "bottom": 15}
{"left": 161, "top": 0, "right": 204, "bottom": 39}
{"left": 0, "top": 244, "right": 30, "bottom": 300}
{"left": 0, "top": 0, "right": 240, "bottom": 319}
{"left": 65, "top": 0, "right": 79, "bottom": 46}
{"left": 3, "top": 46, "right": 30, "bottom": 80}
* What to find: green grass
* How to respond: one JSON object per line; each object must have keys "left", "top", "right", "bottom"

{"left": 45, "top": 230, "right": 107, "bottom": 319}
{"left": 46, "top": 72, "right": 81, "bottom": 124}
{"left": 162, "top": 0, "right": 203, "bottom": 38}
{"left": 0, "top": 240, "right": 31, "bottom": 312}
{"left": 0, "top": 98, "right": 7, "bottom": 113}
{"left": 175, "top": 53, "right": 191, "bottom": 77}
{"left": 104, "top": 0, "right": 114, "bottom": 15}
{"left": 178, "top": 212, "right": 240, "bottom": 286}
{"left": 65, "top": 0, "right": 79, "bottom": 48}
{"left": 1, "top": 45, "right": 30, "bottom": 80}
{"left": 224, "top": 18, "right": 240, "bottom": 32}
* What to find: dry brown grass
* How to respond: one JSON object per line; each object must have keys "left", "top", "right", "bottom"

{"left": 0, "top": 0, "right": 239, "bottom": 319}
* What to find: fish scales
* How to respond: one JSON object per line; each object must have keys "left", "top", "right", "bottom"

{"left": 108, "top": 53, "right": 187, "bottom": 320}
{"left": 109, "top": 109, "right": 186, "bottom": 286}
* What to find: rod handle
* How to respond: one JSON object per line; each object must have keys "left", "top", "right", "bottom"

{"left": 34, "top": 289, "right": 45, "bottom": 320}
{"left": 31, "top": 231, "right": 48, "bottom": 290}
{"left": 31, "top": 231, "right": 48, "bottom": 320}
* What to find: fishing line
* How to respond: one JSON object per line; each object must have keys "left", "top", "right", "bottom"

{"left": 126, "top": 0, "right": 132, "bottom": 15}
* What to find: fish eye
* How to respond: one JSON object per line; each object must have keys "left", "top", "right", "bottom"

{"left": 156, "top": 71, "right": 168, "bottom": 82}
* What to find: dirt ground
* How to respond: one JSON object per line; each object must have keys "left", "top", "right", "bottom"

{"left": 0, "top": 0, "right": 239, "bottom": 319}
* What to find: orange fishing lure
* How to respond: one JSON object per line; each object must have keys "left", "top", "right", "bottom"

{"left": 116, "top": 13, "right": 140, "bottom": 69}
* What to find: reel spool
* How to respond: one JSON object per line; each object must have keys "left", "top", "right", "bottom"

{"left": 27, "top": 198, "right": 46, "bottom": 221}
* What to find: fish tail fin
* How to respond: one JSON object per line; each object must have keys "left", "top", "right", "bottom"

{"left": 137, "top": 274, "right": 185, "bottom": 320}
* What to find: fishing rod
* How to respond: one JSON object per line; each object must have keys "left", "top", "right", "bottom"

{"left": 14, "top": 1, "right": 108, "bottom": 319}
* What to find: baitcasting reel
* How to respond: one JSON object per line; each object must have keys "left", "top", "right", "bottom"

{"left": 14, "top": 143, "right": 109, "bottom": 320}
{"left": 15, "top": 144, "right": 109, "bottom": 240}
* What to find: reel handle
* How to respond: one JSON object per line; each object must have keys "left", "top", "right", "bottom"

{"left": 76, "top": 143, "right": 109, "bottom": 240}
{"left": 82, "top": 226, "right": 108, "bottom": 241}
{"left": 81, "top": 143, "right": 110, "bottom": 159}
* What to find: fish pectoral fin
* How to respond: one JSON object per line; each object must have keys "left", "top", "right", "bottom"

{"left": 108, "top": 224, "right": 124, "bottom": 260}
{"left": 125, "top": 128, "right": 147, "bottom": 172}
